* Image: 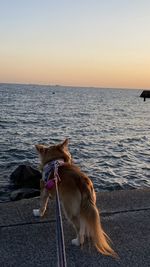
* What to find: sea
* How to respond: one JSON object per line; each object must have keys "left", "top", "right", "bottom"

{"left": 0, "top": 83, "right": 150, "bottom": 202}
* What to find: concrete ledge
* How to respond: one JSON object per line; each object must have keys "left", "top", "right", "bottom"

{"left": 0, "top": 189, "right": 150, "bottom": 266}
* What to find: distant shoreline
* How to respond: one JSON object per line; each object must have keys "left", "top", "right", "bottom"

{"left": 0, "top": 82, "right": 146, "bottom": 91}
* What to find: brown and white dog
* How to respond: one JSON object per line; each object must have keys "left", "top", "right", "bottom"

{"left": 33, "top": 139, "right": 117, "bottom": 257}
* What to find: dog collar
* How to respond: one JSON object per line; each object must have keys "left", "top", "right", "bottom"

{"left": 42, "top": 159, "right": 64, "bottom": 190}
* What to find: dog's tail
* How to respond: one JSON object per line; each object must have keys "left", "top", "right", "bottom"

{"left": 81, "top": 191, "right": 117, "bottom": 258}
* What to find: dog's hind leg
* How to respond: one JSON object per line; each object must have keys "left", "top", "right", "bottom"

{"left": 79, "top": 218, "right": 86, "bottom": 246}
{"left": 71, "top": 217, "right": 85, "bottom": 247}
{"left": 71, "top": 216, "right": 80, "bottom": 246}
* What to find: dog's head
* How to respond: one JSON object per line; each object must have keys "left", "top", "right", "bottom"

{"left": 35, "top": 138, "right": 72, "bottom": 167}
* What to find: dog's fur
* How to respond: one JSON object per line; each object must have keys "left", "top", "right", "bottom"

{"left": 33, "top": 139, "right": 117, "bottom": 257}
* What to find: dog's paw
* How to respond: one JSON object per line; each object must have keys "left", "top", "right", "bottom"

{"left": 33, "top": 209, "right": 40, "bottom": 217}
{"left": 71, "top": 238, "right": 80, "bottom": 246}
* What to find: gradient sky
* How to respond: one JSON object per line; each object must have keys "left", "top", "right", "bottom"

{"left": 0, "top": 0, "right": 150, "bottom": 88}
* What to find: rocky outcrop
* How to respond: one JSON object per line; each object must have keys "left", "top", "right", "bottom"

{"left": 10, "top": 165, "right": 41, "bottom": 189}
{"left": 10, "top": 165, "right": 42, "bottom": 201}
{"left": 10, "top": 188, "right": 40, "bottom": 201}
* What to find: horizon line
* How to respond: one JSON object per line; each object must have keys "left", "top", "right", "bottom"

{"left": 0, "top": 81, "right": 148, "bottom": 91}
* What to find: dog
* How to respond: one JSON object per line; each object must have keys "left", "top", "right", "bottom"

{"left": 33, "top": 139, "right": 117, "bottom": 257}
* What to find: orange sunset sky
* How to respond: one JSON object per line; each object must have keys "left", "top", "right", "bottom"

{"left": 0, "top": 0, "right": 150, "bottom": 89}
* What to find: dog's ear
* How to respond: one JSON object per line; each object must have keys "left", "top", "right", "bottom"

{"left": 59, "top": 138, "right": 69, "bottom": 150}
{"left": 58, "top": 139, "right": 72, "bottom": 163}
{"left": 35, "top": 144, "right": 45, "bottom": 153}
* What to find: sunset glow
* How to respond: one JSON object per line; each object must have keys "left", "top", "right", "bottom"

{"left": 0, "top": 0, "right": 150, "bottom": 89}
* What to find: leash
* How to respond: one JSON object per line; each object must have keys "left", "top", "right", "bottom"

{"left": 55, "top": 178, "right": 67, "bottom": 267}
{"left": 54, "top": 161, "right": 67, "bottom": 267}
{"left": 43, "top": 160, "right": 67, "bottom": 266}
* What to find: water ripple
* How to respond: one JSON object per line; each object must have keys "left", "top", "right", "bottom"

{"left": 0, "top": 84, "right": 150, "bottom": 201}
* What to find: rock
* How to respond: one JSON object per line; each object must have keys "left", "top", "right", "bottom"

{"left": 10, "top": 188, "right": 40, "bottom": 201}
{"left": 10, "top": 165, "right": 42, "bottom": 189}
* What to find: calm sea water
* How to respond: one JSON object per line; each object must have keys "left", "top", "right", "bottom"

{"left": 0, "top": 83, "right": 150, "bottom": 202}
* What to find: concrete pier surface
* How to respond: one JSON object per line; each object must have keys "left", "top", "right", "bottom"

{"left": 0, "top": 189, "right": 150, "bottom": 267}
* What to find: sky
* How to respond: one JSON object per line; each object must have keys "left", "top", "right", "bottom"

{"left": 0, "top": 0, "right": 150, "bottom": 89}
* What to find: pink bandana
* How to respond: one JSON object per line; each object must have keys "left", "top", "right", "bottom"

{"left": 42, "top": 159, "right": 64, "bottom": 190}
